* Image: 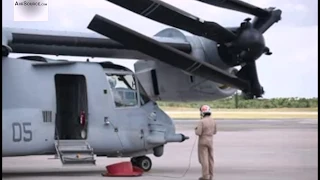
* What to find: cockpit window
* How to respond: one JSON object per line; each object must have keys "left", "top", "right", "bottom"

{"left": 106, "top": 74, "right": 138, "bottom": 107}
{"left": 106, "top": 73, "right": 151, "bottom": 107}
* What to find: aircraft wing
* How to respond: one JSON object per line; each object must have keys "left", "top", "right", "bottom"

{"left": 2, "top": 27, "right": 191, "bottom": 60}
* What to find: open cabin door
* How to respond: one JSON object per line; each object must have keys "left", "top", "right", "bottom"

{"left": 55, "top": 74, "right": 88, "bottom": 140}
{"left": 54, "top": 74, "right": 95, "bottom": 165}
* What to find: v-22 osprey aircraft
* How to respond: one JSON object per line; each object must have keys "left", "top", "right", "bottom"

{"left": 2, "top": 0, "right": 282, "bottom": 172}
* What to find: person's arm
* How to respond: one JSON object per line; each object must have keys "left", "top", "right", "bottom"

{"left": 213, "top": 121, "right": 217, "bottom": 135}
{"left": 195, "top": 120, "right": 203, "bottom": 136}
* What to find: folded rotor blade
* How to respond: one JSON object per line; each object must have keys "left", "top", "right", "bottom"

{"left": 88, "top": 14, "right": 249, "bottom": 91}
{"left": 9, "top": 33, "right": 191, "bottom": 52}
{"left": 237, "top": 61, "right": 264, "bottom": 98}
{"left": 106, "top": 0, "right": 237, "bottom": 43}
{"left": 197, "top": 0, "right": 282, "bottom": 34}
{"left": 196, "top": 0, "right": 270, "bottom": 17}
{"left": 252, "top": 8, "right": 282, "bottom": 33}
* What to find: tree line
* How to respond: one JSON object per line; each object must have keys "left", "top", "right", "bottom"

{"left": 157, "top": 96, "right": 318, "bottom": 109}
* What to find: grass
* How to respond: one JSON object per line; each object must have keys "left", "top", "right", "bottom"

{"left": 160, "top": 107, "right": 318, "bottom": 119}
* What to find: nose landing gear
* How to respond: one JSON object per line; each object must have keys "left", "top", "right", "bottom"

{"left": 130, "top": 156, "right": 152, "bottom": 172}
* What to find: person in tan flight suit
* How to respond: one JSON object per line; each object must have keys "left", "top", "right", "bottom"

{"left": 195, "top": 105, "right": 217, "bottom": 180}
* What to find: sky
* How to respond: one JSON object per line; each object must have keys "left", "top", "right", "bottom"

{"left": 3, "top": 0, "right": 318, "bottom": 98}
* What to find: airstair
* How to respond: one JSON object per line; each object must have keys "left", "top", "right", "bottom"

{"left": 54, "top": 140, "right": 96, "bottom": 165}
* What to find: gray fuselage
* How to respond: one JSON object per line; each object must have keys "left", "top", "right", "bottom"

{"left": 2, "top": 57, "right": 187, "bottom": 158}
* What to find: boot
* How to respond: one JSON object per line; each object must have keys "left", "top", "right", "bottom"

{"left": 198, "top": 177, "right": 210, "bottom": 180}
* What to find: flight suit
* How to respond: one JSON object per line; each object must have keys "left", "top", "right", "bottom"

{"left": 195, "top": 116, "right": 217, "bottom": 180}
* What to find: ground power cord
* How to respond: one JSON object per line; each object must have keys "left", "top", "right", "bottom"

{"left": 146, "top": 135, "right": 198, "bottom": 179}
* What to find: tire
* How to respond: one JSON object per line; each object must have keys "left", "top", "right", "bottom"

{"left": 130, "top": 157, "right": 138, "bottom": 167}
{"left": 136, "top": 156, "right": 152, "bottom": 172}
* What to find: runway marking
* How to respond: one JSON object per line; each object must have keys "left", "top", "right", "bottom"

{"left": 165, "top": 111, "right": 318, "bottom": 115}
{"left": 298, "top": 120, "right": 318, "bottom": 124}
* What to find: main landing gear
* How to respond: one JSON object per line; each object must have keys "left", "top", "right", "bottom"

{"left": 130, "top": 156, "right": 152, "bottom": 172}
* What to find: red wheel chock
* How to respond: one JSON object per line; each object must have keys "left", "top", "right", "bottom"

{"left": 102, "top": 161, "right": 144, "bottom": 177}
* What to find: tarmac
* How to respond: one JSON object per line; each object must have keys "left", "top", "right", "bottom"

{"left": 2, "top": 119, "right": 318, "bottom": 180}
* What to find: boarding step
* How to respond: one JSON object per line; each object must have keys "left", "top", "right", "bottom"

{"left": 55, "top": 140, "right": 96, "bottom": 166}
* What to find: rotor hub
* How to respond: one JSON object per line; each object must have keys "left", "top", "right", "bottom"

{"left": 231, "top": 20, "right": 266, "bottom": 63}
{"left": 238, "top": 29, "right": 265, "bottom": 61}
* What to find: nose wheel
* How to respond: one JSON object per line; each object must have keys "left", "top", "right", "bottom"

{"left": 131, "top": 156, "right": 152, "bottom": 172}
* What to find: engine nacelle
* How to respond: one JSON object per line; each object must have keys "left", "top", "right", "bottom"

{"left": 135, "top": 28, "right": 237, "bottom": 102}
{"left": 154, "top": 28, "right": 231, "bottom": 69}
{"left": 134, "top": 60, "right": 237, "bottom": 102}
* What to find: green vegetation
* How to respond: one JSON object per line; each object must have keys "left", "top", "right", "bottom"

{"left": 157, "top": 96, "right": 318, "bottom": 109}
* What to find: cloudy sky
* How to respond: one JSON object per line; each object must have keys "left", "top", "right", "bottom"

{"left": 3, "top": 0, "right": 318, "bottom": 98}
